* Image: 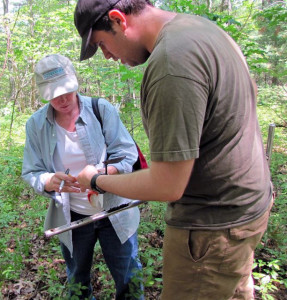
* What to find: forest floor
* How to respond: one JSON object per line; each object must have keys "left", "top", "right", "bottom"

{"left": 1, "top": 217, "right": 286, "bottom": 300}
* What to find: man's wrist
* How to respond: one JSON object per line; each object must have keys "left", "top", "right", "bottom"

{"left": 90, "top": 174, "right": 106, "bottom": 194}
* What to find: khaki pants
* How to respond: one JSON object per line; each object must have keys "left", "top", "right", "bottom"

{"left": 161, "top": 201, "right": 273, "bottom": 300}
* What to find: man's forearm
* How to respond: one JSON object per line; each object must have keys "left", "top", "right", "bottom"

{"left": 96, "top": 169, "right": 173, "bottom": 202}
{"left": 78, "top": 160, "right": 194, "bottom": 202}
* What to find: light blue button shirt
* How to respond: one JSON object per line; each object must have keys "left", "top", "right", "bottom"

{"left": 22, "top": 94, "right": 140, "bottom": 255}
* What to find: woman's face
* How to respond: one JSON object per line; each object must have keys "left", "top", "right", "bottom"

{"left": 50, "top": 91, "right": 78, "bottom": 113}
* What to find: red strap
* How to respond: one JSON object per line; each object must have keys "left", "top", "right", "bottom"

{"left": 136, "top": 144, "right": 148, "bottom": 169}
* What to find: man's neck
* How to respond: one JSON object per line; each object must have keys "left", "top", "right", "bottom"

{"left": 134, "top": 6, "right": 177, "bottom": 53}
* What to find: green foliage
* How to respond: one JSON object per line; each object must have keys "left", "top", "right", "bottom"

{"left": 253, "top": 259, "right": 281, "bottom": 300}
{"left": 163, "top": 0, "right": 287, "bottom": 85}
{"left": 252, "top": 4, "right": 287, "bottom": 84}
{"left": 254, "top": 85, "right": 287, "bottom": 299}
{"left": 0, "top": 0, "right": 285, "bottom": 125}
{"left": 257, "top": 85, "right": 287, "bottom": 129}
{"left": 138, "top": 202, "right": 165, "bottom": 290}
{"left": 1, "top": 81, "right": 286, "bottom": 298}
{"left": 0, "top": 0, "right": 286, "bottom": 298}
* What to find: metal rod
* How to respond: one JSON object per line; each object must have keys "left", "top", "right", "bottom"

{"left": 45, "top": 200, "right": 146, "bottom": 238}
{"left": 266, "top": 123, "right": 276, "bottom": 166}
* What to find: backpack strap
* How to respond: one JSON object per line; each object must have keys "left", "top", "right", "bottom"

{"left": 133, "top": 144, "right": 148, "bottom": 170}
{"left": 91, "top": 97, "right": 148, "bottom": 170}
{"left": 91, "top": 97, "right": 102, "bottom": 129}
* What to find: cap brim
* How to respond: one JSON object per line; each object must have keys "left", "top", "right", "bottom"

{"left": 80, "top": 28, "right": 98, "bottom": 61}
{"left": 38, "top": 74, "right": 79, "bottom": 101}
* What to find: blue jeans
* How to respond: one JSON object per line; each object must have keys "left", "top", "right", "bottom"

{"left": 61, "top": 211, "right": 144, "bottom": 300}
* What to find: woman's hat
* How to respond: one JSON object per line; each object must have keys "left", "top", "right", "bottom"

{"left": 35, "top": 54, "right": 79, "bottom": 101}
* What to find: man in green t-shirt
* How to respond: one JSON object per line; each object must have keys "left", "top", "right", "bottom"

{"left": 74, "top": 1, "right": 273, "bottom": 299}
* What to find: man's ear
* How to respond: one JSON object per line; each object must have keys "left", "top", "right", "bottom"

{"left": 108, "top": 9, "right": 127, "bottom": 30}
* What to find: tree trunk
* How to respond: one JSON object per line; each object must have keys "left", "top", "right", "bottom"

{"left": 262, "top": 0, "right": 273, "bottom": 8}
{"left": 207, "top": 0, "right": 212, "bottom": 12}
{"left": 28, "top": 0, "right": 36, "bottom": 111}
{"left": 3, "top": 0, "right": 9, "bottom": 14}
{"left": 220, "top": 0, "right": 231, "bottom": 13}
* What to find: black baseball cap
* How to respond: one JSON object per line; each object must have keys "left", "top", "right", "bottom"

{"left": 74, "top": 0, "right": 121, "bottom": 61}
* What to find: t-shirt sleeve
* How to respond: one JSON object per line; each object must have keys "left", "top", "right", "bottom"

{"left": 145, "top": 74, "right": 209, "bottom": 162}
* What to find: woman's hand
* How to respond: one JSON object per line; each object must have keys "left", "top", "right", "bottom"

{"left": 97, "top": 166, "right": 119, "bottom": 175}
{"left": 45, "top": 172, "right": 80, "bottom": 193}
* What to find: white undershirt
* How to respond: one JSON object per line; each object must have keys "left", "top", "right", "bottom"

{"left": 54, "top": 121, "right": 103, "bottom": 215}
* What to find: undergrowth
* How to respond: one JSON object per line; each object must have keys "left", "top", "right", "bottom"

{"left": 0, "top": 85, "right": 286, "bottom": 299}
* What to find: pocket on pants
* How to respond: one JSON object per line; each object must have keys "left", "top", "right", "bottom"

{"left": 188, "top": 230, "right": 214, "bottom": 262}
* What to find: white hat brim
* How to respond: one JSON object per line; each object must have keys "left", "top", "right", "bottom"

{"left": 38, "top": 73, "right": 79, "bottom": 101}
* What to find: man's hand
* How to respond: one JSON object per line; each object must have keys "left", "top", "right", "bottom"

{"left": 77, "top": 165, "right": 99, "bottom": 192}
{"left": 45, "top": 172, "right": 80, "bottom": 193}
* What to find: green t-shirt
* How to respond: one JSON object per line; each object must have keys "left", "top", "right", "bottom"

{"left": 141, "top": 14, "right": 272, "bottom": 229}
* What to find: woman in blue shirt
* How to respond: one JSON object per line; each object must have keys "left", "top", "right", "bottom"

{"left": 22, "top": 54, "right": 143, "bottom": 300}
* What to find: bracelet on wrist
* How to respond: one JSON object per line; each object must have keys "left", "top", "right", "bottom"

{"left": 90, "top": 174, "right": 106, "bottom": 194}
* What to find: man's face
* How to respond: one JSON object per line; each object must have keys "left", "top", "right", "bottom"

{"left": 89, "top": 28, "right": 150, "bottom": 67}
